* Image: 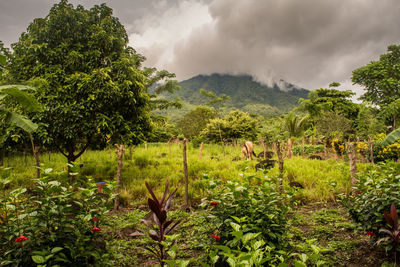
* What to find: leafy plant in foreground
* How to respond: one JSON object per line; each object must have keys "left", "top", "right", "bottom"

{"left": 377, "top": 203, "right": 400, "bottom": 265}
{"left": 135, "top": 180, "right": 183, "bottom": 266}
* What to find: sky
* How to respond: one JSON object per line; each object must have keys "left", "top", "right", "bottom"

{"left": 1, "top": 0, "right": 400, "bottom": 98}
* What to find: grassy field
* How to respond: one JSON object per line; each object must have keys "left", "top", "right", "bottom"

{"left": 2, "top": 142, "right": 367, "bottom": 205}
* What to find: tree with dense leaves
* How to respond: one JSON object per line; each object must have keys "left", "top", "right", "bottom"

{"left": 299, "top": 88, "right": 359, "bottom": 121}
{"left": 352, "top": 45, "right": 400, "bottom": 128}
{"left": 7, "top": 1, "right": 157, "bottom": 165}
{"left": 177, "top": 106, "right": 217, "bottom": 139}
{"left": 201, "top": 110, "right": 258, "bottom": 143}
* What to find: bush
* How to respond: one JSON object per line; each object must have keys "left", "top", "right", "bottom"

{"left": 201, "top": 174, "right": 293, "bottom": 249}
{"left": 292, "top": 145, "right": 324, "bottom": 156}
{"left": 0, "top": 167, "right": 115, "bottom": 266}
{"left": 342, "top": 162, "right": 400, "bottom": 236}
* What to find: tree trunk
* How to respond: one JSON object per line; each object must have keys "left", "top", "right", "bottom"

{"left": 129, "top": 145, "right": 133, "bottom": 161}
{"left": 324, "top": 139, "right": 328, "bottom": 159}
{"left": 276, "top": 140, "right": 284, "bottom": 192}
{"left": 348, "top": 142, "right": 358, "bottom": 195}
{"left": 287, "top": 139, "right": 293, "bottom": 158}
{"left": 199, "top": 142, "right": 203, "bottom": 160}
{"left": 217, "top": 123, "right": 225, "bottom": 156}
{"left": 368, "top": 137, "right": 374, "bottom": 164}
{"left": 302, "top": 137, "right": 305, "bottom": 157}
{"left": 114, "top": 144, "right": 124, "bottom": 211}
{"left": 29, "top": 134, "right": 41, "bottom": 178}
{"left": 183, "top": 139, "right": 189, "bottom": 209}
{"left": 0, "top": 149, "right": 3, "bottom": 166}
{"left": 394, "top": 114, "right": 397, "bottom": 129}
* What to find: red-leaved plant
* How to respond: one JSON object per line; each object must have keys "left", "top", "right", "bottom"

{"left": 377, "top": 203, "right": 400, "bottom": 265}
{"left": 131, "top": 180, "right": 182, "bottom": 266}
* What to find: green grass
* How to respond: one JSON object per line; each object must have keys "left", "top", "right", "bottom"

{"left": 2, "top": 142, "right": 366, "bottom": 204}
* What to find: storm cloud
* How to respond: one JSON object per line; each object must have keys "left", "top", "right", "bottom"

{"left": 1, "top": 0, "right": 400, "bottom": 95}
{"left": 131, "top": 0, "right": 400, "bottom": 94}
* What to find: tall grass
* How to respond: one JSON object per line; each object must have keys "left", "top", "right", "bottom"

{"left": 2, "top": 142, "right": 365, "bottom": 204}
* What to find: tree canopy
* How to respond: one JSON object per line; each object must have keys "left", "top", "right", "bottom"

{"left": 299, "top": 88, "right": 359, "bottom": 121}
{"left": 352, "top": 45, "right": 400, "bottom": 107}
{"left": 7, "top": 0, "right": 152, "bottom": 163}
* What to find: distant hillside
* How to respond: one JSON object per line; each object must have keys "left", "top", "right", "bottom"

{"left": 156, "top": 73, "right": 309, "bottom": 120}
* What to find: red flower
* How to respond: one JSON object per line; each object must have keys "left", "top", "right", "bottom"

{"left": 367, "top": 232, "right": 376, "bottom": 237}
{"left": 92, "top": 217, "right": 99, "bottom": 222}
{"left": 210, "top": 202, "right": 218, "bottom": 206}
{"left": 211, "top": 234, "right": 220, "bottom": 241}
{"left": 90, "top": 226, "right": 101, "bottom": 233}
{"left": 15, "top": 235, "right": 28, "bottom": 243}
{"left": 359, "top": 190, "right": 363, "bottom": 194}
{"left": 15, "top": 235, "right": 28, "bottom": 248}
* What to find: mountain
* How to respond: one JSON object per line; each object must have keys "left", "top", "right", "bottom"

{"left": 156, "top": 73, "right": 309, "bottom": 120}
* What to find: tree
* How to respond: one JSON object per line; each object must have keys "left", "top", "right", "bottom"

{"left": 352, "top": 45, "right": 400, "bottom": 107}
{"left": 282, "top": 112, "right": 309, "bottom": 138}
{"left": 201, "top": 110, "right": 258, "bottom": 143}
{"left": 315, "top": 111, "right": 354, "bottom": 138}
{"left": 7, "top": 1, "right": 152, "bottom": 165}
{"left": 356, "top": 104, "right": 385, "bottom": 139}
{"left": 177, "top": 106, "right": 217, "bottom": 139}
{"left": 299, "top": 88, "right": 359, "bottom": 121}
{"left": 200, "top": 88, "right": 230, "bottom": 113}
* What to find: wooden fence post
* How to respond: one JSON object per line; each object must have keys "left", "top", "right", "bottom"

{"left": 276, "top": 140, "right": 284, "bottom": 192}
{"left": 260, "top": 138, "right": 266, "bottom": 159}
{"left": 183, "top": 139, "right": 189, "bottom": 209}
{"left": 368, "top": 137, "right": 374, "bottom": 164}
{"left": 302, "top": 137, "right": 305, "bottom": 157}
{"left": 348, "top": 142, "right": 358, "bottom": 195}
{"left": 114, "top": 144, "right": 124, "bottom": 211}
{"left": 200, "top": 142, "right": 203, "bottom": 160}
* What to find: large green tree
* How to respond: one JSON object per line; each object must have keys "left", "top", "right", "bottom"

{"left": 201, "top": 110, "right": 258, "bottom": 142}
{"left": 299, "top": 88, "right": 359, "bottom": 121}
{"left": 353, "top": 45, "right": 400, "bottom": 107}
{"left": 177, "top": 105, "right": 217, "bottom": 139}
{"left": 352, "top": 45, "right": 400, "bottom": 128}
{"left": 7, "top": 1, "right": 154, "bottom": 164}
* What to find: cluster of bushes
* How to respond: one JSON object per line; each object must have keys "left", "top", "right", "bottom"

{"left": 0, "top": 167, "right": 114, "bottom": 266}
{"left": 200, "top": 174, "right": 295, "bottom": 265}
{"left": 343, "top": 162, "right": 400, "bottom": 246}
{"left": 292, "top": 144, "right": 324, "bottom": 156}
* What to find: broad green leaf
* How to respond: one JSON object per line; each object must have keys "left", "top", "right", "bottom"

{"left": 382, "top": 128, "right": 400, "bottom": 146}
{"left": 32, "top": 255, "right": 46, "bottom": 264}
{"left": 51, "top": 247, "right": 63, "bottom": 254}
{"left": 294, "top": 260, "right": 307, "bottom": 267}
{"left": 9, "top": 111, "right": 38, "bottom": 133}
{"left": 241, "top": 232, "right": 260, "bottom": 245}
{"left": 230, "top": 222, "right": 240, "bottom": 231}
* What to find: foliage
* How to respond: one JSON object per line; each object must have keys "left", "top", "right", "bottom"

{"left": 201, "top": 175, "right": 293, "bottom": 250}
{"left": 147, "top": 115, "right": 178, "bottom": 142}
{"left": 200, "top": 88, "right": 230, "bottom": 112}
{"left": 201, "top": 110, "right": 259, "bottom": 143}
{"left": 282, "top": 112, "right": 310, "bottom": 138}
{"left": 382, "top": 127, "right": 400, "bottom": 146}
{"left": 7, "top": 1, "right": 152, "bottom": 163}
{"left": 377, "top": 203, "right": 400, "bottom": 264}
{"left": 203, "top": 218, "right": 285, "bottom": 266}
{"left": 299, "top": 88, "right": 359, "bottom": 121}
{"left": 352, "top": 45, "right": 400, "bottom": 108}
{"left": 355, "top": 104, "right": 386, "bottom": 139}
{"left": 0, "top": 167, "right": 115, "bottom": 266}
{"left": 292, "top": 144, "right": 324, "bottom": 156}
{"left": 136, "top": 180, "right": 182, "bottom": 266}
{"left": 331, "top": 138, "right": 346, "bottom": 156}
{"left": 315, "top": 111, "right": 354, "bottom": 137}
{"left": 343, "top": 162, "right": 400, "bottom": 237}
{"left": 177, "top": 106, "right": 217, "bottom": 139}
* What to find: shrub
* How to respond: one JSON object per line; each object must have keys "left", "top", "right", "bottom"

{"left": 0, "top": 167, "right": 114, "bottom": 266}
{"left": 292, "top": 145, "right": 324, "bottom": 156}
{"left": 342, "top": 162, "right": 400, "bottom": 236}
{"left": 201, "top": 174, "right": 293, "bottom": 251}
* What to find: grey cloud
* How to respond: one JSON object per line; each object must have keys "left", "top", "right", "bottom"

{"left": 166, "top": 0, "right": 400, "bottom": 91}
